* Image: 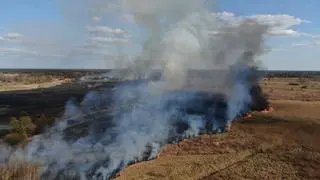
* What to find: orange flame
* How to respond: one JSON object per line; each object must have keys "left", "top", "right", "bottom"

{"left": 261, "top": 107, "right": 274, "bottom": 113}
{"left": 268, "top": 107, "right": 274, "bottom": 112}
{"left": 116, "top": 170, "right": 124, "bottom": 177}
{"left": 243, "top": 113, "right": 253, "bottom": 120}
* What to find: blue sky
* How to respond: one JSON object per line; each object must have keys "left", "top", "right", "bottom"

{"left": 0, "top": 0, "right": 319, "bottom": 70}
{"left": 218, "top": 0, "right": 320, "bottom": 70}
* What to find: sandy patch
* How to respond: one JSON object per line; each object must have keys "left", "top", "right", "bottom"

{"left": 0, "top": 79, "right": 72, "bottom": 92}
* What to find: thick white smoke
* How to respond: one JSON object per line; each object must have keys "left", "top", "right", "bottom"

{"left": 0, "top": 0, "right": 270, "bottom": 179}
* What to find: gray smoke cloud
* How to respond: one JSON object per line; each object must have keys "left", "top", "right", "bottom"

{"left": 109, "top": 0, "right": 269, "bottom": 92}
{"left": 0, "top": 0, "right": 270, "bottom": 179}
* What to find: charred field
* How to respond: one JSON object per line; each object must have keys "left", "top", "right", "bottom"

{"left": 0, "top": 69, "right": 320, "bottom": 179}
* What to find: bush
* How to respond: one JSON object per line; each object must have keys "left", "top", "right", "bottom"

{"left": 34, "top": 114, "right": 54, "bottom": 134}
{"left": 7, "top": 113, "right": 55, "bottom": 141}
{"left": 288, "top": 82, "right": 299, "bottom": 86}
{"left": 9, "top": 115, "right": 36, "bottom": 138}
{"left": 4, "top": 133, "right": 26, "bottom": 146}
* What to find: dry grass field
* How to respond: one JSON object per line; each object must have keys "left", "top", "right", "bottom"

{"left": 116, "top": 77, "right": 320, "bottom": 180}
{"left": 262, "top": 77, "right": 320, "bottom": 101}
{"left": 0, "top": 72, "right": 73, "bottom": 92}
{"left": 117, "top": 102, "right": 320, "bottom": 180}
{"left": 0, "top": 163, "right": 39, "bottom": 180}
{"left": 1, "top": 76, "right": 320, "bottom": 180}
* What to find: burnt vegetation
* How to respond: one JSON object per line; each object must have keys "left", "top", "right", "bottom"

{"left": 0, "top": 69, "right": 319, "bottom": 180}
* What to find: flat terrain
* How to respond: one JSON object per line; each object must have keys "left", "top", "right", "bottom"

{"left": 0, "top": 71, "right": 319, "bottom": 180}
{"left": 117, "top": 100, "right": 320, "bottom": 180}
{"left": 262, "top": 77, "right": 320, "bottom": 101}
{"left": 0, "top": 72, "right": 109, "bottom": 125}
{"left": 117, "top": 76, "right": 320, "bottom": 180}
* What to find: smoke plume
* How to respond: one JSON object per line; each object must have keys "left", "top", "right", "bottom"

{"left": 1, "top": 0, "right": 270, "bottom": 179}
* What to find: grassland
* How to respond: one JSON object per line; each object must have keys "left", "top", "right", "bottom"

{"left": 0, "top": 72, "right": 320, "bottom": 180}
{"left": 0, "top": 71, "right": 84, "bottom": 92}
{"left": 0, "top": 163, "right": 39, "bottom": 180}
{"left": 117, "top": 76, "right": 320, "bottom": 180}
{"left": 117, "top": 100, "right": 320, "bottom": 180}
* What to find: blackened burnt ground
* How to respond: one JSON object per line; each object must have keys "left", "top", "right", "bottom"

{"left": 0, "top": 80, "right": 117, "bottom": 137}
{"left": 0, "top": 68, "right": 269, "bottom": 140}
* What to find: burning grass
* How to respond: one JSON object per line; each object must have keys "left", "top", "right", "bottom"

{"left": 115, "top": 97, "right": 320, "bottom": 180}
{"left": 116, "top": 102, "right": 320, "bottom": 180}
{"left": 1, "top": 76, "right": 319, "bottom": 179}
{"left": 1, "top": 99, "right": 320, "bottom": 180}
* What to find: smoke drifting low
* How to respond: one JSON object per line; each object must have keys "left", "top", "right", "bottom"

{"left": 1, "top": 0, "right": 271, "bottom": 179}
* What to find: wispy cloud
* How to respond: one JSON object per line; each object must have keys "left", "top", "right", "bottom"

{"left": 268, "top": 29, "right": 301, "bottom": 37}
{"left": 5, "top": 32, "right": 24, "bottom": 39}
{"left": 72, "top": 47, "right": 112, "bottom": 56}
{"left": 92, "top": 16, "right": 101, "bottom": 22}
{"left": 0, "top": 47, "right": 38, "bottom": 55}
{"left": 292, "top": 43, "right": 314, "bottom": 48}
{"left": 86, "top": 25, "right": 129, "bottom": 36}
{"left": 89, "top": 37, "right": 130, "bottom": 44}
{"left": 291, "top": 39, "right": 320, "bottom": 48}
{"left": 212, "top": 12, "right": 313, "bottom": 38}
{"left": 86, "top": 25, "right": 132, "bottom": 46}
{"left": 265, "top": 47, "right": 288, "bottom": 52}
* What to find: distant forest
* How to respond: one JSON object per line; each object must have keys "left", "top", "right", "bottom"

{"left": 0, "top": 69, "right": 319, "bottom": 78}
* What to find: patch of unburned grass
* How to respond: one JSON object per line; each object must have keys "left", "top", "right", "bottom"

{"left": 268, "top": 100, "right": 320, "bottom": 124}
{"left": 261, "top": 77, "right": 320, "bottom": 101}
{"left": 117, "top": 151, "right": 252, "bottom": 180}
{"left": 0, "top": 163, "right": 39, "bottom": 180}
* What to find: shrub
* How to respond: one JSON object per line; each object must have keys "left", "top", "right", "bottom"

{"left": 9, "top": 115, "right": 36, "bottom": 139}
{"left": 34, "top": 114, "right": 54, "bottom": 134}
{"left": 4, "top": 133, "right": 26, "bottom": 146}
{"left": 288, "top": 82, "right": 299, "bottom": 86}
{"left": 9, "top": 117, "right": 25, "bottom": 137}
{"left": 20, "top": 116, "right": 36, "bottom": 136}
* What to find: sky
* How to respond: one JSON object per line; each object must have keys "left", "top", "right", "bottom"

{"left": 0, "top": 0, "right": 319, "bottom": 70}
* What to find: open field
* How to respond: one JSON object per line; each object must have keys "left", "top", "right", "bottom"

{"left": 0, "top": 71, "right": 112, "bottom": 126}
{"left": 116, "top": 75, "right": 320, "bottom": 180}
{"left": 262, "top": 77, "right": 320, "bottom": 101}
{"left": 0, "top": 70, "right": 319, "bottom": 179}
{"left": 1, "top": 100, "right": 319, "bottom": 180}
{"left": 0, "top": 70, "right": 99, "bottom": 92}
{"left": 117, "top": 100, "right": 320, "bottom": 180}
